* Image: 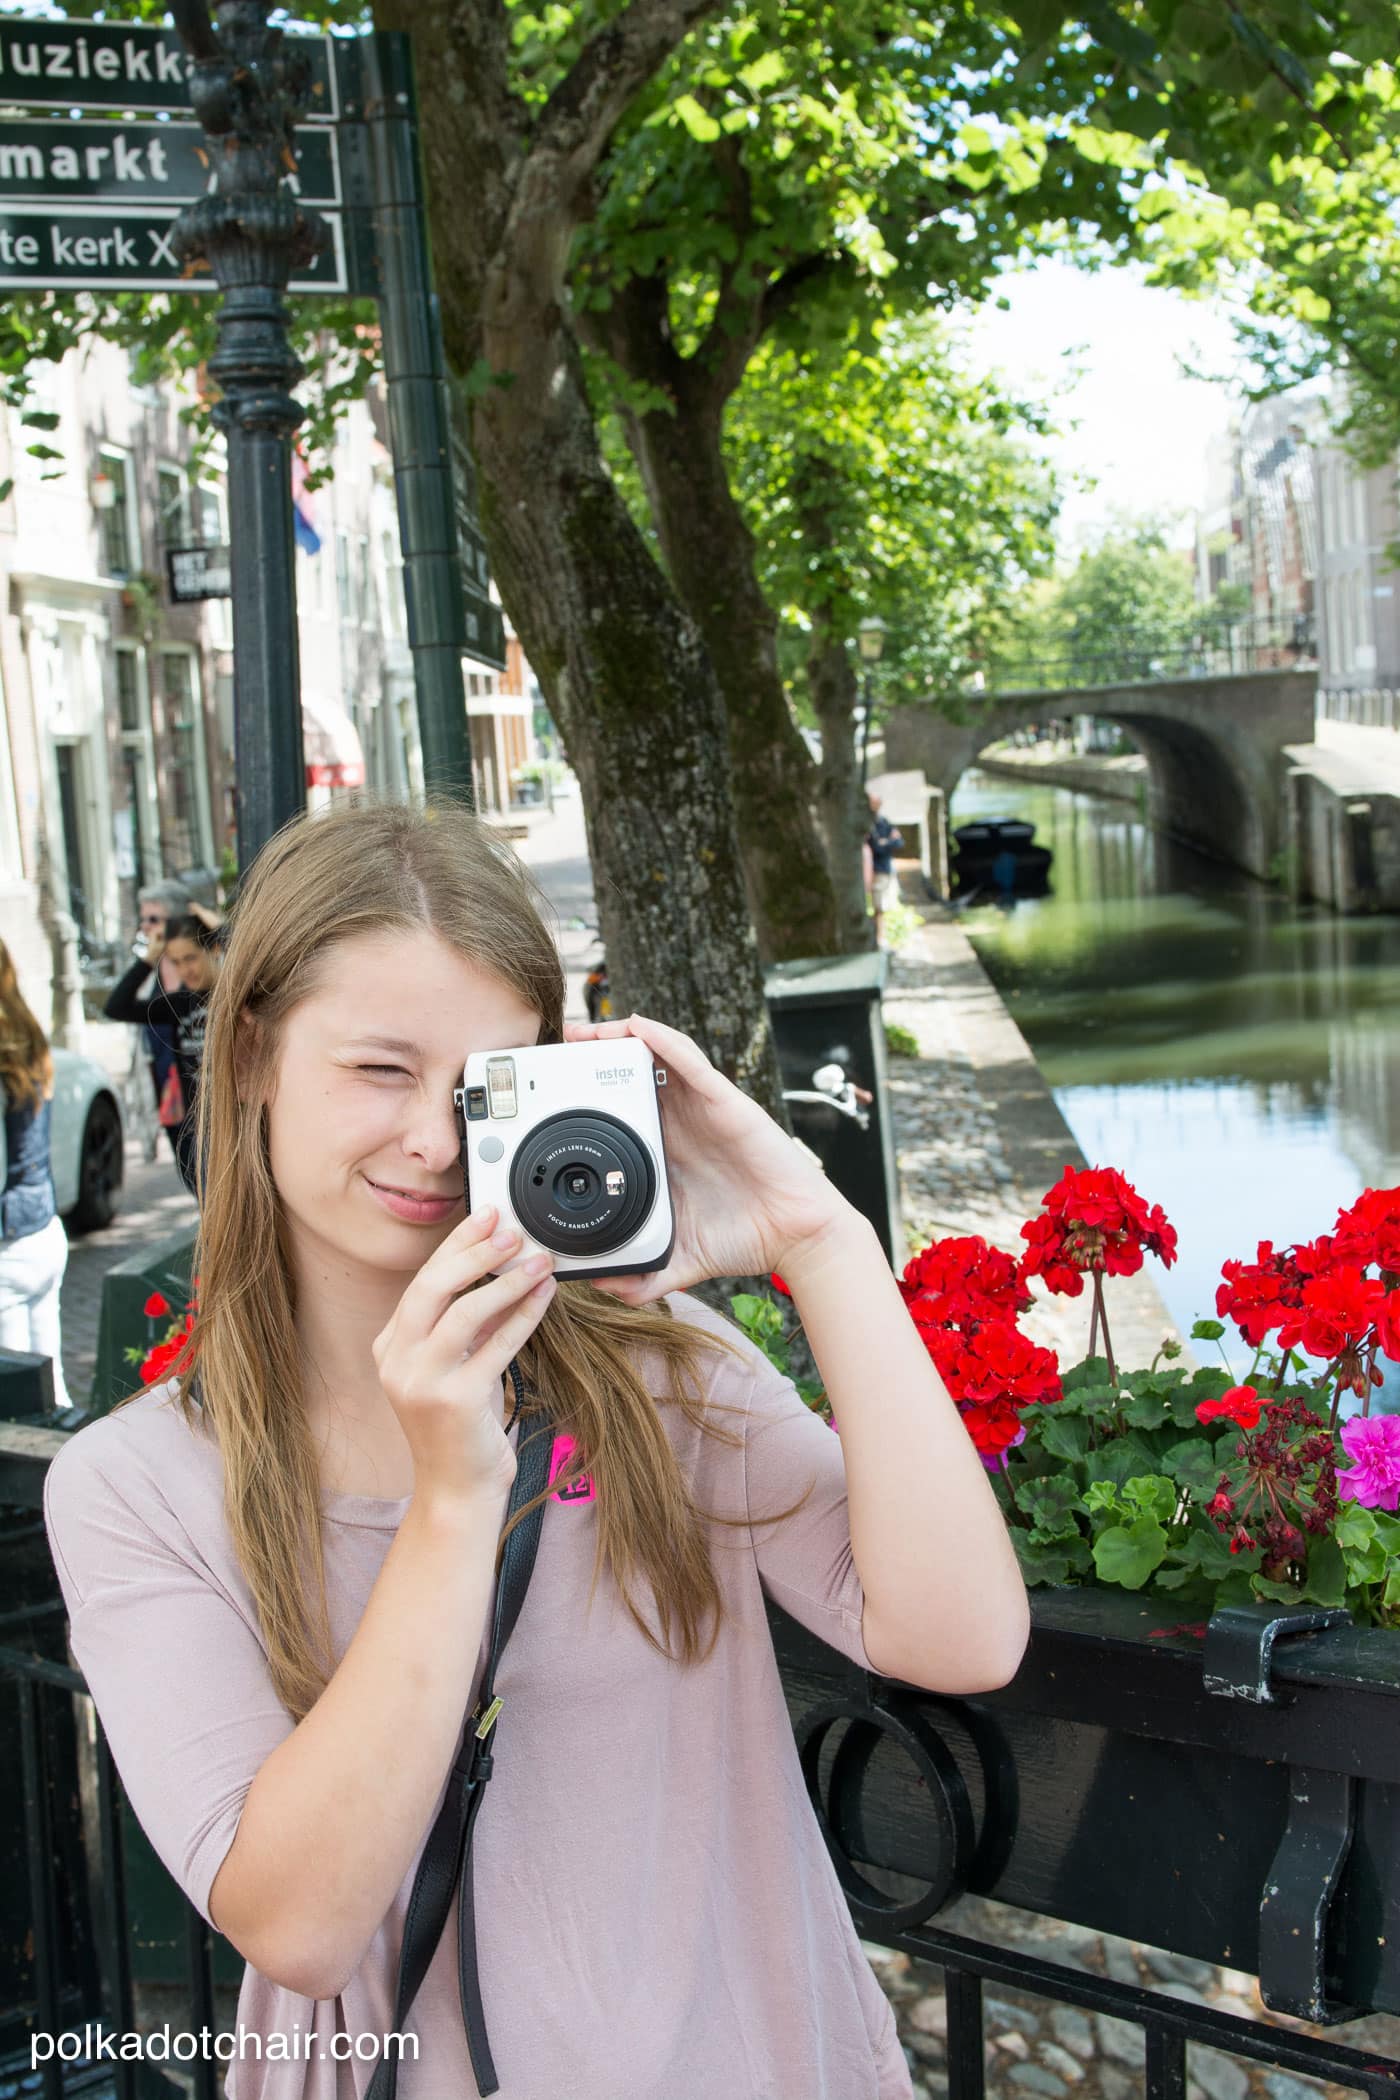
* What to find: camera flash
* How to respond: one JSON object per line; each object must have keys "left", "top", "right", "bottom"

{"left": 486, "top": 1057, "right": 518, "bottom": 1119}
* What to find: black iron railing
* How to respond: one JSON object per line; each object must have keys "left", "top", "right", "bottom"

{"left": 4, "top": 1423, "right": 1399, "bottom": 2100}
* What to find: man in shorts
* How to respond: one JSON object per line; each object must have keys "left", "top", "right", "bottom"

{"left": 865, "top": 790, "right": 905, "bottom": 947}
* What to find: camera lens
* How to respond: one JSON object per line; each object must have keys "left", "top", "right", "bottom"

{"left": 510, "top": 1110, "right": 656, "bottom": 1257}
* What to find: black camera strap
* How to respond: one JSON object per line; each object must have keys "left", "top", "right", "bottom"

{"left": 365, "top": 1358, "right": 552, "bottom": 2100}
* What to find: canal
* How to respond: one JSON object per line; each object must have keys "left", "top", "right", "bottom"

{"left": 950, "top": 766, "right": 1400, "bottom": 1358}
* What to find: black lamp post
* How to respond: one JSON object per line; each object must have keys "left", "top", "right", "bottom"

{"left": 170, "top": 0, "right": 329, "bottom": 877}
{"left": 857, "top": 615, "right": 887, "bottom": 789}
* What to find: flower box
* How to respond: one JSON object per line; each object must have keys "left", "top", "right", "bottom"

{"left": 770, "top": 1585, "right": 1400, "bottom": 2025}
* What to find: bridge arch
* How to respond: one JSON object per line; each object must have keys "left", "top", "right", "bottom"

{"left": 883, "top": 670, "right": 1316, "bottom": 882}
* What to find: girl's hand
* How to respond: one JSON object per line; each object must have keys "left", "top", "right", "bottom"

{"left": 188, "top": 901, "right": 225, "bottom": 931}
{"left": 561, "top": 1012, "right": 851, "bottom": 1304}
{"left": 371, "top": 1204, "right": 556, "bottom": 1504}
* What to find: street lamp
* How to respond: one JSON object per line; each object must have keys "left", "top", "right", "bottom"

{"left": 857, "top": 616, "right": 886, "bottom": 788}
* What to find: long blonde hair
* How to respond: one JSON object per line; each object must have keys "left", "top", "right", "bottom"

{"left": 0, "top": 939, "right": 52, "bottom": 1111}
{"left": 150, "top": 799, "right": 794, "bottom": 1721}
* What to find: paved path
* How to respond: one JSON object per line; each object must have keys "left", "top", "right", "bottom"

{"left": 1284, "top": 716, "right": 1400, "bottom": 795}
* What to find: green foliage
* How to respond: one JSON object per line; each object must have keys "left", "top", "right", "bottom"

{"left": 884, "top": 1020, "right": 920, "bottom": 1059}
{"left": 986, "top": 523, "right": 1244, "bottom": 693}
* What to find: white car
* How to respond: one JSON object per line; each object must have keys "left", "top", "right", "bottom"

{"left": 0, "top": 1052, "right": 126, "bottom": 1234}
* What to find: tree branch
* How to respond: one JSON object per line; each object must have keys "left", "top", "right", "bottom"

{"left": 531, "top": 0, "right": 728, "bottom": 209}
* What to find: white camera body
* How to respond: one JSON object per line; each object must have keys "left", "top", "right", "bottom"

{"left": 457, "top": 1037, "right": 675, "bottom": 1279}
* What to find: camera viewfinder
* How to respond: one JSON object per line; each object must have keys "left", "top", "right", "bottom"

{"left": 486, "top": 1057, "right": 518, "bottom": 1119}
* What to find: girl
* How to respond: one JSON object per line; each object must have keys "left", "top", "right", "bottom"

{"left": 44, "top": 801, "right": 1027, "bottom": 2100}
{"left": 104, "top": 902, "right": 224, "bottom": 1195}
{"left": 0, "top": 939, "right": 70, "bottom": 1408}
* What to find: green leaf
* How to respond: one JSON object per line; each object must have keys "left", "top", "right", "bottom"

{"left": 1302, "top": 1535, "right": 1348, "bottom": 1609}
{"left": 1087, "top": 1433, "right": 1163, "bottom": 1488}
{"left": 1191, "top": 1319, "right": 1227, "bottom": 1341}
{"left": 672, "top": 93, "right": 721, "bottom": 143}
{"left": 1122, "top": 1474, "right": 1177, "bottom": 1525}
{"left": 1159, "top": 1436, "right": 1226, "bottom": 1499}
{"left": 739, "top": 50, "right": 785, "bottom": 95}
{"left": 1093, "top": 1517, "right": 1168, "bottom": 1590}
{"left": 1034, "top": 1410, "right": 1092, "bottom": 1463}
{"left": 1015, "top": 1473, "right": 1083, "bottom": 1542}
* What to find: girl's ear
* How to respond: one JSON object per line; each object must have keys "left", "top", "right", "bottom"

{"left": 233, "top": 1008, "right": 264, "bottom": 1105}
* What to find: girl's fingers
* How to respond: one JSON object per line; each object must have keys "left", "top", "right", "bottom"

{"left": 454, "top": 1269, "right": 558, "bottom": 1385}
{"left": 422, "top": 1255, "right": 554, "bottom": 1368}
{"left": 378, "top": 1206, "right": 507, "bottom": 1344}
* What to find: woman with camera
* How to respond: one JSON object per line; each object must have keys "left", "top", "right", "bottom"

{"left": 45, "top": 800, "right": 1027, "bottom": 2100}
{"left": 103, "top": 902, "right": 224, "bottom": 1196}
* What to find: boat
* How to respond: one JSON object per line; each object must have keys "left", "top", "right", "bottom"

{"left": 951, "top": 816, "right": 1053, "bottom": 899}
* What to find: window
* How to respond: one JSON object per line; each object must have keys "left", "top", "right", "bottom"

{"left": 357, "top": 534, "right": 373, "bottom": 626}
{"left": 159, "top": 650, "right": 212, "bottom": 867}
{"left": 114, "top": 645, "right": 157, "bottom": 889}
{"left": 381, "top": 528, "right": 406, "bottom": 640}
{"left": 157, "top": 462, "right": 190, "bottom": 546}
{"left": 336, "top": 531, "right": 352, "bottom": 621}
{"left": 96, "top": 448, "right": 136, "bottom": 576}
{"left": 194, "top": 479, "right": 224, "bottom": 544}
{"left": 115, "top": 647, "right": 143, "bottom": 735}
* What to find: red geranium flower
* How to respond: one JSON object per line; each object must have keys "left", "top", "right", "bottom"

{"left": 1277, "top": 1267, "right": 1386, "bottom": 1362}
{"left": 1333, "top": 1188, "right": 1400, "bottom": 1276}
{"left": 959, "top": 1393, "right": 1028, "bottom": 1459}
{"left": 769, "top": 1273, "right": 791, "bottom": 1297}
{"left": 900, "top": 1235, "right": 1030, "bottom": 1327}
{"left": 139, "top": 1333, "right": 191, "bottom": 1386}
{"left": 143, "top": 1291, "right": 171, "bottom": 1319}
{"left": 1019, "top": 1165, "right": 1176, "bottom": 1294}
{"left": 1196, "top": 1384, "right": 1265, "bottom": 1430}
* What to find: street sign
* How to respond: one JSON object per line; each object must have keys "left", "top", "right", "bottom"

{"left": 0, "top": 119, "right": 339, "bottom": 206}
{"left": 450, "top": 418, "right": 506, "bottom": 670}
{"left": 0, "top": 19, "right": 336, "bottom": 119}
{"left": 0, "top": 204, "right": 348, "bottom": 292}
{"left": 166, "top": 545, "right": 232, "bottom": 602}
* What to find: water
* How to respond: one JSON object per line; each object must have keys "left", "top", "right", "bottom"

{"left": 951, "top": 767, "right": 1400, "bottom": 1356}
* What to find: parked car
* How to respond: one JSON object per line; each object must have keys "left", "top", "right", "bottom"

{"left": 39, "top": 1051, "right": 125, "bottom": 1233}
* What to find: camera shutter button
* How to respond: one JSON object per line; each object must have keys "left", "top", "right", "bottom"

{"left": 478, "top": 1136, "right": 505, "bottom": 1163}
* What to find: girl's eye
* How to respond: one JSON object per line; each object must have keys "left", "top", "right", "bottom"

{"left": 359, "top": 1064, "right": 409, "bottom": 1079}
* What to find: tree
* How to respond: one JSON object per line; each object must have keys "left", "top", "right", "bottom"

{"left": 988, "top": 524, "right": 1204, "bottom": 690}
{"left": 724, "top": 317, "right": 1062, "bottom": 946}
{"left": 570, "top": 0, "right": 1394, "bottom": 955}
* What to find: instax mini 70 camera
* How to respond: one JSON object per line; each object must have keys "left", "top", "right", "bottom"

{"left": 456, "top": 1037, "right": 675, "bottom": 1280}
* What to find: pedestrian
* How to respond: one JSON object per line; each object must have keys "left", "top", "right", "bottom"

{"left": 0, "top": 939, "right": 70, "bottom": 1407}
{"left": 44, "top": 799, "right": 1028, "bottom": 2100}
{"left": 132, "top": 879, "right": 191, "bottom": 1160}
{"left": 865, "top": 789, "right": 905, "bottom": 947}
{"left": 103, "top": 902, "right": 224, "bottom": 1197}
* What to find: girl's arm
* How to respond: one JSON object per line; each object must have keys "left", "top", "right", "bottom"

{"left": 208, "top": 1485, "right": 508, "bottom": 1998}
{"left": 779, "top": 1210, "right": 1029, "bottom": 1693}
{"left": 103, "top": 957, "right": 159, "bottom": 1025}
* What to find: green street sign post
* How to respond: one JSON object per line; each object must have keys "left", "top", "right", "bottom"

{"left": 0, "top": 7, "right": 494, "bottom": 863}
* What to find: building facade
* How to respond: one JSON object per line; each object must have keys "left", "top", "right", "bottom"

{"left": 0, "top": 339, "right": 534, "bottom": 1032}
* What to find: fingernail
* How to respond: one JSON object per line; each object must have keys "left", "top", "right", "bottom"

{"left": 524, "top": 1251, "right": 553, "bottom": 1275}
{"left": 492, "top": 1226, "right": 520, "bottom": 1250}
{"left": 532, "top": 1275, "right": 556, "bottom": 1297}
{"left": 475, "top": 1204, "right": 497, "bottom": 1227}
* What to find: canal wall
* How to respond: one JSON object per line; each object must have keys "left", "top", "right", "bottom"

{"left": 1283, "top": 720, "right": 1400, "bottom": 913}
{"left": 973, "top": 743, "right": 1147, "bottom": 808}
{"left": 884, "top": 887, "right": 1182, "bottom": 1367}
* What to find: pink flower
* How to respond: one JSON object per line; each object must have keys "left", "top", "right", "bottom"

{"left": 1337, "top": 1413, "right": 1400, "bottom": 1511}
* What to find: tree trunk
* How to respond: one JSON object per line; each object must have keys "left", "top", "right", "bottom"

{"left": 807, "top": 626, "right": 873, "bottom": 955}
{"left": 624, "top": 391, "right": 841, "bottom": 963}
{"left": 373, "top": 0, "right": 784, "bottom": 1110}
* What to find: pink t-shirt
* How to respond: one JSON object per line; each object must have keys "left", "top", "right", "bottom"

{"left": 43, "top": 1292, "right": 913, "bottom": 2100}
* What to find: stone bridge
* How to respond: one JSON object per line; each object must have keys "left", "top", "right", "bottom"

{"left": 883, "top": 669, "right": 1317, "bottom": 882}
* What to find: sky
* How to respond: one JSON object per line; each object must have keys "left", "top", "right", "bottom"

{"left": 965, "top": 259, "right": 1248, "bottom": 555}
